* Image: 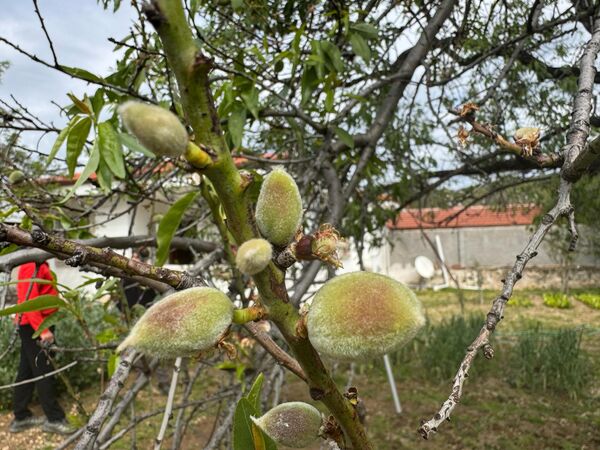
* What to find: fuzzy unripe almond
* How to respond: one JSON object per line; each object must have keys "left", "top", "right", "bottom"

{"left": 8, "top": 170, "right": 25, "bottom": 185}
{"left": 255, "top": 168, "right": 302, "bottom": 246}
{"left": 118, "top": 101, "right": 189, "bottom": 158}
{"left": 236, "top": 238, "right": 272, "bottom": 275}
{"left": 306, "top": 271, "right": 425, "bottom": 361}
{"left": 251, "top": 402, "right": 322, "bottom": 448}
{"left": 117, "top": 287, "right": 233, "bottom": 358}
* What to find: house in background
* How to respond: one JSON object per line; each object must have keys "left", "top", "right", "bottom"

{"left": 378, "top": 205, "right": 599, "bottom": 289}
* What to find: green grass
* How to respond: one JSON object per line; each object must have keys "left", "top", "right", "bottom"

{"left": 507, "top": 294, "right": 533, "bottom": 307}
{"left": 508, "top": 326, "right": 591, "bottom": 399}
{"left": 543, "top": 292, "right": 572, "bottom": 309}
{"left": 576, "top": 293, "right": 600, "bottom": 309}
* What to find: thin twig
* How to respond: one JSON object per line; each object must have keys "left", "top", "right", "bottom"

{"left": 154, "top": 357, "right": 182, "bottom": 450}
{"left": 0, "top": 360, "right": 77, "bottom": 390}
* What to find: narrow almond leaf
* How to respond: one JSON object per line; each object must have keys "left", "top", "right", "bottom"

{"left": 156, "top": 192, "right": 199, "bottom": 266}
{"left": 350, "top": 22, "right": 379, "bottom": 39}
{"left": 98, "top": 122, "right": 126, "bottom": 179}
{"left": 66, "top": 117, "right": 92, "bottom": 177}
{"left": 228, "top": 106, "right": 246, "bottom": 149}
{"left": 233, "top": 398, "right": 256, "bottom": 450}
{"left": 67, "top": 93, "right": 92, "bottom": 115}
{"left": 32, "top": 311, "right": 66, "bottom": 338}
{"left": 119, "top": 132, "right": 156, "bottom": 158}
{"left": 0, "top": 295, "right": 65, "bottom": 317}
{"left": 61, "top": 141, "right": 100, "bottom": 203}
{"left": 46, "top": 116, "right": 80, "bottom": 167}
{"left": 60, "top": 65, "right": 105, "bottom": 83}
{"left": 246, "top": 373, "right": 264, "bottom": 413}
{"left": 349, "top": 33, "right": 371, "bottom": 63}
{"left": 334, "top": 126, "right": 354, "bottom": 148}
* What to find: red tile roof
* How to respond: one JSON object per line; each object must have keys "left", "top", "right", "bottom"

{"left": 388, "top": 205, "right": 541, "bottom": 230}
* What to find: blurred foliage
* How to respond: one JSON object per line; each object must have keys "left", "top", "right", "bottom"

{"left": 543, "top": 292, "right": 572, "bottom": 309}
{"left": 576, "top": 293, "right": 600, "bottom": 310}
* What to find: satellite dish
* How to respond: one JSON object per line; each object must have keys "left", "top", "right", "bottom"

{"left": 414, "top": 256, "right": 435, "bottom": 279}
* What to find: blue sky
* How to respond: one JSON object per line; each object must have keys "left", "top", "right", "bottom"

{"left": 0, "top": 0, "right": 136, "bottom": 149}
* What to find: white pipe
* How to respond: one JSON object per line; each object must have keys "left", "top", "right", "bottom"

{"left": 383, "top": 354, "right": 402, "bottom": 414}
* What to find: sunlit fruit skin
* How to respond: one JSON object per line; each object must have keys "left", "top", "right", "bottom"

{"left": 255, "top": 168, "right": 302, "bottom": 246}
{"left": 8, "top": 170, "right": 25, "bottom": 184}
{"left": 117, "top": 287, "right": 233, "bottom": 358}
{"left": 235, "top": 238, "right": 273, "bottom": 275}
{"left": 118, "top": 101, "right": 189, "bottom": 158}
{"left": 251, "top": 402, "right": 322, "bottom": 448}
{"left": 306, "top": 272, "right": 425, "bottom": 361}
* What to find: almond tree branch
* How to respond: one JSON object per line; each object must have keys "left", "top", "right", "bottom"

{"left": 74, "top": 348, "right": 137, "bottom": 450}
{"left": 0, "top": 224, "right": 206, "bottom": 289}
{"left": 419, "top": 9, "right": 600, "bottom": 439}
{"left": 0, "top": 234, "right": 217, "bottom": 272}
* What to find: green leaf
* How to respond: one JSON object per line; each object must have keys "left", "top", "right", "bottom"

{"left": 301, "top": 65, "right": 319, "bottom": 105}
{"left": 66, "top": 116, "right": 92, "bottom": 177}
{"left": 107, "top": 353, "right": 119, "bottom": 377}
{"left": 349, "top": 33, "right": 371, "bottom": 63}
{"left": 96, "top": 328, "right": 119, "bottom": 344}
{"left": 32, "top": 311, "right": 66, "bottom": 338}
{"left": 61, "top": 141, "right": 100, "bottom": 203}
{"left": 241, "top": 87, "right": 260, "bottom": 120}
{"left": 228, "top": 106, "right": 246, "bottom": 149}
{"left": 98, "top": 122, "right": 126, "bottom": 179}
{"left": 156, "top": 192, "right": 199, "bottom": 266}
{"left": 60, "top": 65, "right": 105, "bottom": 83}
{"left": 231, "top": 0, "right": 244, "bottom": 10}
{"left": 335, "top": 126, "right": 354, "bottom": 148}
{"left": 119, "top": 132, "right": 155, "bottom": 158}
{"left": 96, "top": 157, "right": 113, "bottom": 193}
{"left": 233, "top": 398, "right": 258, "bottom": 450}
{"left": 46, "top": 116, "right": 80, "bottom": 167}
{"left": 320, "top": 41, "right": 344, "bottom": 73}
{"left": 246, "top": 373, "right": 264, "bottom": 413}
{"left": 350, "top": 22, "right": 379, "bottom": 39}
{"left": 67, "top": 93, "right": 92, "bottom": 115}
{"left": 0, "top": 295, "right": 65, "bottom": 318}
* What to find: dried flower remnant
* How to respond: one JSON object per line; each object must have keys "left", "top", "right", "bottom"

{"left": 457, "top": 125, "right": 470, "bottom": 147}
{"left": 514, "top": 127, "right": 541, "bottom": 157}
{"left": 458, "top": 102, "right": 479, "bottom": 117}
{"left": 311, "top": 224, "right": 343, "bottom": 268}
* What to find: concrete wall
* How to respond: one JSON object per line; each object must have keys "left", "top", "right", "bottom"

{"left": 385, "top": 225, "right": 599, "bottom": 285}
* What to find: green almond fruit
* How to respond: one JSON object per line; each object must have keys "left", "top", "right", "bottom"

{"left": 8, "top": 170, "right": 25, "bottom": 185}
{"left": 306, "top": 272, "right": 425, "bottom": 361}
{"left": 117, "top": 287, "right": 233, "bottom": 358}
{"left": 255, "top": 168, "right": 302, "bottom": 246}
{"left": 251, "top": 402, "right": 322, "bottom": 448}
{"left": 236, "top": 238, "right": 273, "bottom": 275}
{"left": 118, "top": 101, "right": 189, "bottom": 158}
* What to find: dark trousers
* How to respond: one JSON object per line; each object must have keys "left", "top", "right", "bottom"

{"left": 13, "top": 325, "right": 65, "bottom": 422}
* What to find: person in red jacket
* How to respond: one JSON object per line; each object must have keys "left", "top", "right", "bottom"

{"left": 9, "top": 261, "right": 74, "bottom": 435}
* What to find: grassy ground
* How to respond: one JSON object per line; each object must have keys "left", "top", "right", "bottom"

{"left": 0, "top": 287, "right": 598, "bottom": 449}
